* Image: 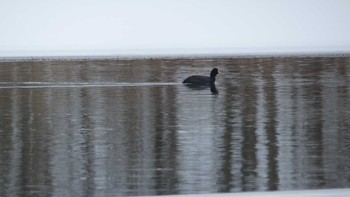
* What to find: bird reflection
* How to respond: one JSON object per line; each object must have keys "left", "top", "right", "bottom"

{"left": 210, "top": 83, "right": 218, "bottom": 94}
{"left": 184, "top": 82, "right": 218, "bottom": 94}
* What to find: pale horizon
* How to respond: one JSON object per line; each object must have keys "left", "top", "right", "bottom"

{"left": 1, "top": 0, "right": 350, "bottom": 57}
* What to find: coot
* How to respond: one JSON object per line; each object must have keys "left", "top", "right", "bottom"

{"left": 182, "top": 68, "right": 218, "bottom": 84}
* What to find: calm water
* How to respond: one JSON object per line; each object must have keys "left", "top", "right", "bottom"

{"left": 1, "top": 56, "right": 350, "bottom": 196}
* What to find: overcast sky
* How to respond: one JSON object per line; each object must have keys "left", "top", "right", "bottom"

{"left": 1, "top": 0, "right": 350, "bottom": 55}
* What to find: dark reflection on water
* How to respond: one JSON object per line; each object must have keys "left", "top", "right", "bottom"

{"left": 1, "top": 57, "right": 350, "bottom": 196}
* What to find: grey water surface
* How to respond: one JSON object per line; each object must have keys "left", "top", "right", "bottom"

{"left": 1, "top": 56, "right": 350, "bottom": 196}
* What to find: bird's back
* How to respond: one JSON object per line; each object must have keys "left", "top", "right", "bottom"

{"left": 182, "top": 75, "right": 211, "bottom": 84}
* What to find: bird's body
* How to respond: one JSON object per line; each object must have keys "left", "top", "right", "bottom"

{"left": 182, "top": 75, "right": 213, "bottom": 84}
{"left": 182, "top": 68, "right": 218, "bottom": 84}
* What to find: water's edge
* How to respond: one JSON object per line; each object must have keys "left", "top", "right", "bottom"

{"left": 1, "top": 53, "right": 350, "bottom": 62}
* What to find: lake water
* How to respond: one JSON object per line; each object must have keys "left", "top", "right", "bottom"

{"left": 1, "top": 56, "right": 350, "bottom": 196}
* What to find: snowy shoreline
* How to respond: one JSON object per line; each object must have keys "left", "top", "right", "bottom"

{"left": 1, "top": 52, "right": 350, "bottom": 63}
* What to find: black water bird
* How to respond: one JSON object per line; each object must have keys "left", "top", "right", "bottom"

{"left": 182, "top": 68, "right": 219, "bottom": 84}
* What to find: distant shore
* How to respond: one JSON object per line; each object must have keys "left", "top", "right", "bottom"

{"left": 1, "top": 52, "right": 350, "bottom": 63}
{"left": 1, "top": 47, "right": 350, "bottom": 62}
